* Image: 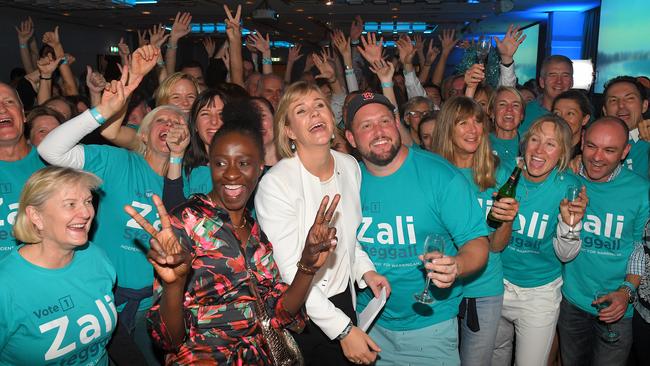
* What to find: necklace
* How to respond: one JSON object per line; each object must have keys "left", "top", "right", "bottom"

{"left": 232, "top": 216, "right": 248, "bottom": 229}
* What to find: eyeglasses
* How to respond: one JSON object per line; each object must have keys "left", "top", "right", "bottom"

{"left": 406, "top": 110, "right": 428, "bottom": 118}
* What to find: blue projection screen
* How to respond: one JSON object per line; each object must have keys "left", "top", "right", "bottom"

{"left": 595, "top": 0, "right": 650, "bottom": 92}
{"left": 514, "top": 24, "right": 540, "bottom": 84}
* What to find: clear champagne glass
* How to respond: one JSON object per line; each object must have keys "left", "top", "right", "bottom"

{"left": 476, "top": 37, "right": 491, "bottom": 65}
{"left": 561, "top": 185, "right": 580, "bottom": 239}
{"left": 594, "top": 290, "right": 620, "bottom": 343}
{"left": 414, "top": 234, "right": 445, "bottom": 304}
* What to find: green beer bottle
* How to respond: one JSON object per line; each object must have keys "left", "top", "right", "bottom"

{"left": 487, "top": 166, "right": 522, "bottom": 229}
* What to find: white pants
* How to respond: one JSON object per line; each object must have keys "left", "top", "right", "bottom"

{"left": 491, "top": 277, "right": 563, "bottom": 366}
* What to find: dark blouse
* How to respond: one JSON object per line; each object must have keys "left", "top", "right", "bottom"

{"left": 147, "top": 194, "right": 307, "bottom": 365}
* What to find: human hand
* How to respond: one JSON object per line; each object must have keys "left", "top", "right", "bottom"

{"left": 332, "top": 29, "right": 351, "bottom": 57}
{"left": 638, "top": 119, "right": 650, "bottom": 141}
{"left": 42, "top": 26, "right": 61, "bottom": 48}
{"left": 350, "top": 15, "right": 364, "bottom": 42}
{"left": 593, "top": 289, "right": 629, "bottom": 323}
{"left": 287, "top": 44, "right": 303, "bottom": 64}
{"left": 396, "top": 34, "right": 416, "bottom": 66}
{"left": 425, "top": 41, "right": 440, "bottom": 66}
{"left": 363, "top": 270, "right": 391, "bottom": 298}
{"left": 125, "top": 194, "right": 191, "bottom": 285}
{"left": 313, "top": 53, "right": 336, "bottom": 83}
{"left": 495, "top": 24, "right": 526, "bottom": 65}
{"left": 148, "top": 24, "right": 170, "bottom": 49}
{"left": 300, "top": 194, "right": 340, "bottom": 270}
{"left": 559, "top": 185, "right": 588, "bottom": 226}
{"left": 130, "top": 45, "right": 160, "bottom": 79}
{"left": 569, "top": 154, "right": 582, "bottom": 174}
{"left": 340, "top": 326, "right": 381, "bottom": 365}
{"left": 37, "top": 54, "right": 62, "bottom": 78}
{"left": 423, "top": 253, "right": 459, "bottom": 288}
{"left": 224, "top": 5, "right": 242, "bottom": 41}
{"left": 137, "top": 29, "right": 148, "bottom": 47}
{"left": 358, "top": 33, "right": 383, "bottom": 64}
{"left": 248, "top": 31, "right": 271, "bottom": 55}
{"left": 86, "top": 66, "right": 107, "bottom": 94}
{"left": 464, "top": 63, "right": 485, "bottom": 88}
{"left": 489, "top": 195, "right": 519, "bottom": 223}
{"left": 98, "top": 71, "right": 128, "bottom": 119}
{"left": 117, "top": 37, "right": 130, "bottom": 58}
{"left": 15, "top": 17, "right": 34, "bottom": 44}
{"left": 220, "top": 48, "right": 230, "bottom": 71}
{"left": 202, "top": 37, "right": 216, "bottom": 58}
{"left": 368, "top": 59, "right": 395, "bottom": 83}
{"left": 166, "top": 120, "right": 190, "bottom": 155}
{"left": 438, "top": 28, "right": 458, "bottom": 54}
{"left": 170, "top": 11, "right": 192, "bottom": 43}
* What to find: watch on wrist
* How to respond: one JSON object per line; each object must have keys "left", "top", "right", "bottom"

{"left": 336, "top": 320, "right": 353, "bottom": 341}
{"left": 620, "top": 282, "right": 637, "bottom": 304}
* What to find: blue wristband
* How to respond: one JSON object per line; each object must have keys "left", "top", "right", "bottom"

{"left": 381, "top": 81, "right": 394, "bottom": 88}
{"left": 89, "top": 107, "right": 106, "bottom": 125}
{"left": 19, "top": 44, "right": 28, "bottom": 49}
{"left": 169, "top": 156, "right": 183, "bottom": 165}
{"left": 621, "top": 281, "right": 636, "bottom": 291}
{"left": 60, "top": 56, "right": 68, "bottom": 65}
{"left": 262, "top": 57, "right": 272, "bottom": 65}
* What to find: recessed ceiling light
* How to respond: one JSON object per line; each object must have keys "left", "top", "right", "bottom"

{"left": 126, "top": 28, "right": 134, "bottom": 32}
{"left": 286, "top": 21, "right": 293, "bottom": 25}
{"left": 62, "top": 12, "right": 70, "bottom": 16}
{"left": 391, "top": 7, "right": 399, "bottom": 11}
{"left": 296, "top": 8, "right": 304, "bottom": 12}
{"left": 298, "top": 27, "right": 304, "bottom": 30}
{"left": 325, "top": 0, "right": 334, "bottom": 5}
{"left": 307, "top": 16, "right": 313, "bottom": 19}
{"left": 392, "top": 15, "right": 398, "bottom": 19}
{"left": 141, "top": 11, "right": 151, "bottom": 15}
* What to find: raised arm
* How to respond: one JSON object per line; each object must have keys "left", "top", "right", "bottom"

{"left": 224, "top": 5, "right": 244, "bottom": 87}
{"left": 15, "top": 17, "right": 36, "bottom": 73}
{"left": 42, "top": 26, "right": 79, "bottom": 96}
{"left": 432, "top": 29, "right": 458, "bottom": 87}
{"left": 495, "top": 25, "right": 526, "bottom": 87}
{"left": 285, "top": 44, "right": 303, "bottom": 84}
{"left": 248, "top": 31, "right": 273, "bottom": 75}
{"left": 165, "top": 12, "right": 192, "bottom": 75}
{"left": 419, "top": 40, "right": 440, "bottom": 84}
{"left": 313, "top": 51, "right": 344, "bottom": 95}
{"left": 464, "top": 63, "right": 485, "bottom": 99}
{"left": 36, "top": 54, "right": 62, "bottom": 105}
{"left": 332, "top": 29, "right": 359, "bottom": 93}
{"left": 86, "top": 66, "right": 106, "bottom": 107}
{"left": 147, "top": 24, "right": 170, "bottom": 83}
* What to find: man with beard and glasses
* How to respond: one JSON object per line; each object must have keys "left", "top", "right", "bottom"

{"left": 559, "top": 117, "right": 648, "bottom": 365}
{"left": 344, "top": 92, "right": 489, "bottom": 365}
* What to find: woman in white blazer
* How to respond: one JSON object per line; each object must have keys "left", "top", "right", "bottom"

{"left": 255, "top": 82, "right": 390, "bottom": 366}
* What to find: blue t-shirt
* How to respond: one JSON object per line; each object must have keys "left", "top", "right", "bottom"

{"left": 184, "top": 165, "right": 212, "bottom": 197}
{"left": 562, "top": 168, "right": 650, "bottom": 317}
{"left": 356, "top": 147, "right": 489, "bottom": 331}
{"left": 501, "top": 168, "right": 579, "bottom": 287}
{"left": 83, "top": 145, "right": 163, "bottom": 311}
{"left": 458, "top": 166, "right": 512, "bottom": 298}
{"left": 0, "top": 147, "right": 46, "bottom": 257}
{"left": 489, "top": 133, "right": 520, "bottom": 173}
{"left": 519, "top": 99, "right": 549, "bottom": 134}
{"left": 0, "top": 243, "right": 116, "bottom": 365}
{"left": 625, "top": 137, "right": 650, "bottom": 179}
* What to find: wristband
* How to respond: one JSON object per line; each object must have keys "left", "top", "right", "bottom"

{"left": 501, "top": 60, "right": 514, "bottom": 68}
{"left": 19, "top": 43, "right": 28, "bottom": 49}
{"left": 296, "top": 261, "right": 317, "bottom": 275}
{"left": 381, "top": 81, "right": 394, "bottom": 88}
{"left": 620, "top": 281, "right": 636, "bottom": 303}
{"left": 125, "top": 123, "right": 140, "bottom": 130}
{"left": 60, "top": 56, "right": 68, "bottom": 65}
{"left": 167, "top": 43, "right": 178, "bottom": 50}
{"left": 262, "top": 57, "right": 273, "bottom": 65}
{"left": 89, "top": 107, "right": 106, "bottom": 125}
{"left": 350, "top": 39, "right": 360, "bottom": 46}
{"left": 169, "top": 156, "right": 183, "bottom": 165}
{"left": 157, "top": 59, "right": 165, "bottom": 66}
{"left": 40, "top": 75, "right": 52, "bottom": 80}
{"left": 336, "top": 320, "right": 354, "bottom": 341}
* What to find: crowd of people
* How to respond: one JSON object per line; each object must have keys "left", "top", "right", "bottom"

{"left": 1, "top": 4, "right": 649, "bottom": 366}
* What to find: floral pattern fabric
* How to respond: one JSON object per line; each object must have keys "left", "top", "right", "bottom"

{"left": 147, "top": 194, "right": 306, "bottom": 365}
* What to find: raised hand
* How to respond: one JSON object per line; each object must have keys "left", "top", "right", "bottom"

{"left": 86, "top": 66, "right": 107, "bottom": 94}
{"left": 312, "top": 53, "right": 335, "bottom": 83}
{"left": 300, "top": 194, "right": 340, "bottom": 270}
{"left": 638, "top": 119, "right": 650, "bottom": 141}
{"left": 148, "top": 24, "right": 169, "bottom": 48}
{"left": 15, "top": 17, "right": 34, "bottom": 44}
{"left": 36, "top": 54, "right": 62, "bottom": 78}
{"left": 117, "top": 37, "right": 130, "bottom": 58}
{"left": 464, "top": 63, "right": 485, "bottom": 89}
{"left": 439, "top": 28, "right": 458, "bottom": 54}
{"left": 425, "top": 40, "right": 440, "bottom": 66}
{"left": 170, "top": 12, "right": 192, "bottom": 43}
{"left": 287, "top": 44, "right": 303, "bottom": 64}
{"left": 396, "top": 34, "right": 416, "bottom": 66}
{"left": 98, "top": 76, "right": 127, "bottom": 119}
{"left": 125, "top": 194, "right": 191, "bottom": 285}
{"left": 495, "top": 24, "right": 526, "bottom": 64}
{"left": 368, "top": 59, "right": 395, "bottom": 83}
{"left": 331, "top": 29, "right": 350, "bottom": 57}
{"left": 130, "top": 45, "right": 160, "bottom": 79}
{"left": 166, "top": 120, "right": 190, "bottom": 156}
{"left": 350, "top": 15, "right": 364, "bottom": 43}
{"left": 248, "top": 31, "right": 271, "bottom": 54}
{"left": 414, "top": 34, "right": 425, "bottom": 63}
{"left": 202, "top": 37, "right": 216, "bottom": 58}
{"left": 559, "top": 185, "right": 588, "bottom": 227}
{"left": 137, "top": 29, "right": 149, "bottom": 47}
{"left": 358, "top": 33, "right": 383, "bottom": 64}
{"left": 42, "top": 26, "right": 62, "bottom": 48}
{"left": 220, "top": 47, "right": 231, "bottom": 71}
{"left": 224, "top": 4, "right": 242, "bottom": 41}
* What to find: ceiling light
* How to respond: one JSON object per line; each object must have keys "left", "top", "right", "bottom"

{"left": 325, "top": 0, "right": 334, "bottom": 5}
{"left": 296, "top": 8, "right": 304, "bottom": 12}
{"left": 141, "top": 10, "right": 151, "bottom": 15}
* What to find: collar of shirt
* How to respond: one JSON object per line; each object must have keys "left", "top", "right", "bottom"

{"left": 630, "top": 128, "right": 640, "bottom": 143}
{"left": 579, "top": 162, "right": 623, "bottom": 183}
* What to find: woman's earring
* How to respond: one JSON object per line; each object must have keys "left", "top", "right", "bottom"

{"left": 290, "top": 140, "right": 296, "bottom": 152}
{"left": 331, "top": 133, "right": 336, "bottom": 141}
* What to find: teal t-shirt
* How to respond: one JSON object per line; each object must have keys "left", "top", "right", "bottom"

{"left": 0, "top": 243, "right": 116, "bottom": 365}
{"left": 489, "top": 133, "right": 520, "bottom": 172}
{"left": 625, "top": 138, "right": 650, "bottom": 179}
{"left": 562, "top": 168, "right": 650, "bottom": 317}
{"left": 519, "top": 99, "right": 549, "bottom": 134}
{"left": 184, "top": 165, "right": 212, "bottom": 197}
{"left": 0, "top": 147, "right": 46, "bottom": 257}
{"left": 458, "top": 166, "right": 511, "bottom": 298}
{"left": 501, "top": 169, "right": 579, "bottom": 287}
{"left": 356, "top": 147, "right": 489, "bottom": 331}
{"left": 83, "top": 145, "right": 163, "bottom": 311}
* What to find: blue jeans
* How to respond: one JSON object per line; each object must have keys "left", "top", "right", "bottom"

{"left": 369, "top": 319, "right": 459, "bottom": 366}
{"left": 459, "top": 295, "right": 503, "bottom": 366}
{"left": 558, "top": 298, "right": 632, "bottom": 366}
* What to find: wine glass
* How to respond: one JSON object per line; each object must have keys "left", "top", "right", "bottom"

{"left": 414, "top": 234, "right": 446, "bottom": 304}
{"left": 476, "top": 37, "right": 491, "bottom": 65}
{"left": 561, "top": 185, "right": 580, "bottom": 239}
{"left": 594, "top": 290, "right": 620, "bottom": 343}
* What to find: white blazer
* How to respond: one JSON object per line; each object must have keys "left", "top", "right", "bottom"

{"left": 255, "top": 150, "right": 376, "bottom": 339}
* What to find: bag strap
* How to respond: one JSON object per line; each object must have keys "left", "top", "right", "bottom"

{"left": 236, "top": 237, "right": 272, "bottom": 322}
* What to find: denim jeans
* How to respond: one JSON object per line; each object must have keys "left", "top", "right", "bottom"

{"left": 459, "top": 295, "right": 503, "bottom": 366}
{"left": 558, "top": 298, "right": 632, "bottom": 366}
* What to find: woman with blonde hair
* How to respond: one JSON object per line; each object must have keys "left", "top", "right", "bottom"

{"left": 255, "top": 81, "right": 390, "bottom": 365}
{"left": 433, "top": 96, "right": 519, "bottom": 365}
{"left": 488, "top": 86, "right": 526, "bottom": 171}
{"left": 0, "top": 166, "right": 116, "bottom": 365}
{"left": 492, "top": 115, "right": 589, "bottom": 366}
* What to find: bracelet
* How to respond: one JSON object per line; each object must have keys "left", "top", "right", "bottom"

{"left": 39, "top": 75, "right": 52, "bottom": 80}
{"left": 167, "top": 43, "right": 178, "bottom": 50}
{"left": 262, "top": 57, "right": 273, "bottom": 65}
{"left": 125, "top": 123, "right": 139, "bottom": 130}
{"left": 350, "top": 39, "right": 360, "bottom": 46}
{"left": 19, "top": 43, "right": 27, "bottom": 49}
{"left": 60, "top": 56, "right": 68, "bottom": 65}
{"left": 89, "top": 107, "right": 106, "bottom": 125}
{"left": 169, "top": 156, "right": 183, "bottom": 165}
{"left": 381, "top": 81, "right": 394, "bottom": 88}
{"left": 621, "top": 280, "right": 637, "bottom": 291}
{"left": 336, "top": 320, "right": 354, "bottom": 341}
{"left": 296, "top": 261, "right": 317, "bottom": 275}
{"left": 501, "top": 60, "right": 514, "bottom": 68}
{"left": 157, "top": 59, "right": 165, "bottom": 66}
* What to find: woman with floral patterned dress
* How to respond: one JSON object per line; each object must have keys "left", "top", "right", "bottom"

{"left": 125, "top": 100, "right": 340, "bottom": 365}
